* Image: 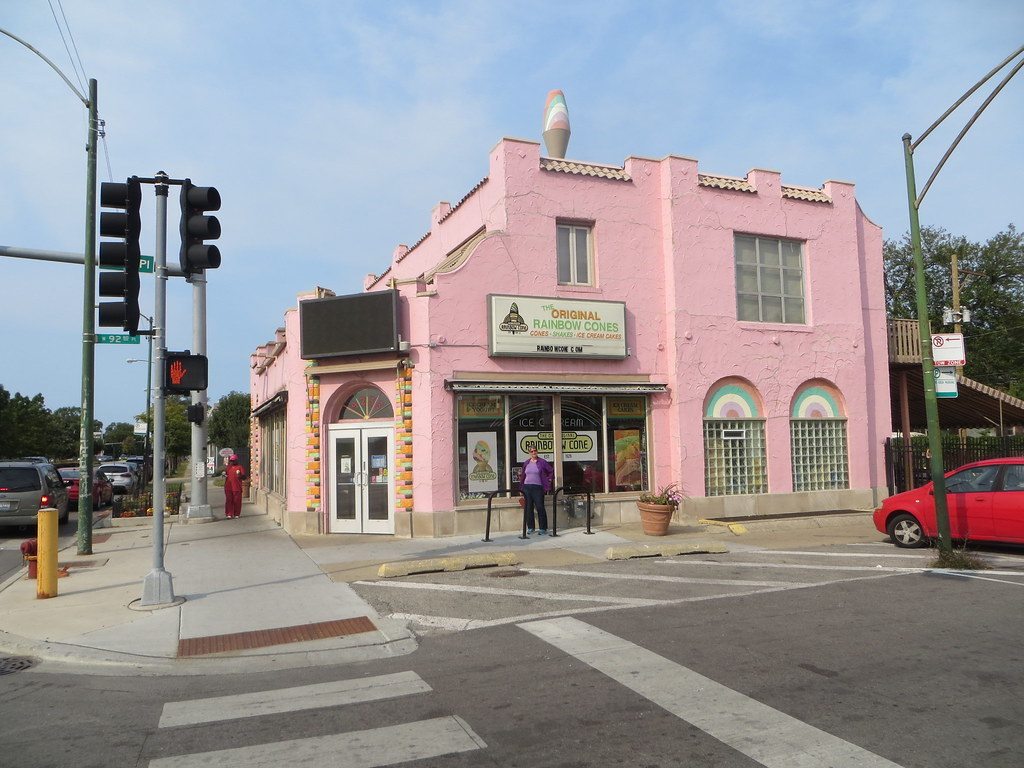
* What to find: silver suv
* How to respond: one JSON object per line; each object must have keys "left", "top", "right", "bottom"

{"left": 0, "top": 461, "right": 70, "bottom": 525}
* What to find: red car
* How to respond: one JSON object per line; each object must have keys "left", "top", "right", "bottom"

{"left": 874, "top": 457, "right": 1024, "bottom": 548}
{"left": 59, "top": 467, "right": 114, "bottom": 509}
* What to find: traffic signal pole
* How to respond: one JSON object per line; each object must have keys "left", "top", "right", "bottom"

{"left": 186, "top": 271, "right": 212, "bottom": 520}
{"left": 140, "top": 172, "right": 176, "bottom": 607}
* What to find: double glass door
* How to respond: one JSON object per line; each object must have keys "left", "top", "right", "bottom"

{"left": 328, "top": 425, "right": 394, "bottom": 534}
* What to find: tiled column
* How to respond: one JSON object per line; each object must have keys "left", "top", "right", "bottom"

{"left": 306, "top": 375, "right": 322, "bottom": 522}
{"left": 395, "top": 366, "right": 414, "bottom": 513}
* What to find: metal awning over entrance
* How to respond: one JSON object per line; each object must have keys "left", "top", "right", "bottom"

{"left": 445, "top": 380, "right": 667, "bottom": 395}
{"left": 890, "top": 365, "right": 1024, "bottom": 431}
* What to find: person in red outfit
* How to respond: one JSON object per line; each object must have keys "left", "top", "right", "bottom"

{"left": 223, "top": 455, "right": 247, "bottom": 519}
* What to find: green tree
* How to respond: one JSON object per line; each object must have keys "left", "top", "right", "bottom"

{"left": 208, "top": 391, "right": 251, "bottom": 457}
{"left": 164, "top": 396, "right": 191, "bottom": 468}
{"left": 103, "top": 421, "right": 142, "bottom": 456}
{"left": 884, "top": 224, "right": 1024, "bottom": 397}
{"left": 50, "top": 406, "right": 102, "bottom": 462}
{"left": 0, "top": 388, "right": 53, "bottom": 459}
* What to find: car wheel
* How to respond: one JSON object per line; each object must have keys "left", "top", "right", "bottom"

{"left": 888, "top": 512, "right": 927, "bottom": 548}
{"left": 59, "top": 504, "right": 69, "bottom": 525}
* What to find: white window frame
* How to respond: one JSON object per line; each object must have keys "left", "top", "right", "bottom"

{"left": 735, "top": 235, "right": 805, "bottom": 324}
{"left": 557, "top": 223, "right": 594, "bottom": 286}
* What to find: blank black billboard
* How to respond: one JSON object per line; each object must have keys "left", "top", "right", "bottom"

{"left": 299, "top": 290, "right": 400, "bottom": 359}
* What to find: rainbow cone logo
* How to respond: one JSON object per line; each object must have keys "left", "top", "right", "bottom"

{"left": 543, "top": 90, "right": 570, "bottom": 159}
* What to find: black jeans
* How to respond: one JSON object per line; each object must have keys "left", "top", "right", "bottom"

{"left": 522, "top": 484, "right": 548, "bottom": 531}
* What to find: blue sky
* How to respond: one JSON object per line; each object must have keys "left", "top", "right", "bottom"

{"left": 1, "top": 1, "right": 1022, "bottom": 429}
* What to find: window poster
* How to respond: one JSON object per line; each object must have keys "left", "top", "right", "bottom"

{"left": 467, "top": 431, "right": 499, "bottom": 492}
{"left": 613, "top": 429, "right": 642, "bottom": 487}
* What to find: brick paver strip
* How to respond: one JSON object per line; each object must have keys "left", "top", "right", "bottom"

{"left": 177, "top": 616, "right": 377, "bottom": 657}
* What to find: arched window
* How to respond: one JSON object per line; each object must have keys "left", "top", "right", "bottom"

{"left": 340, "top": 386, "right": 394, "bottom": 421}
{"left": 790, "top": 383, "right": 848, "bottom": 491}
{"left": 702, "top": 380, "right": 767, "bottom": 496}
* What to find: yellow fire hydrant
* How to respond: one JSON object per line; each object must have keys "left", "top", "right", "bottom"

{"left": 36, "top": 507, "right": 58, "bottom": 599}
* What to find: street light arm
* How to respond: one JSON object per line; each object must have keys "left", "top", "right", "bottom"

{"left": 917, "top": 55, "right": 1024, "bottom": 207}
{"left": 0, "top": 25, "right": 88, "bottom": 106}
{"left": 912, "top": 44, "right": 1024, "bottom": 151}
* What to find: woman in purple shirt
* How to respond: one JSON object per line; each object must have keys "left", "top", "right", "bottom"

{"left": 520, "top": 447, "right": 554, "bottom": 535}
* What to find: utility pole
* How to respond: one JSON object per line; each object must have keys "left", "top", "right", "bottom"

{"left": 1, "top": 28, "right": 99, "bottom": 554}
{"left": 902, "top": 43, "right": 1024, "bottom": 556}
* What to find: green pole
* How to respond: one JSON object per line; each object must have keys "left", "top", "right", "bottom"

{"left": 77, "top": 78, "right": 98, "bottom": 555}
{"left": 902, "top": 133, "right": 952, "bottom": 554}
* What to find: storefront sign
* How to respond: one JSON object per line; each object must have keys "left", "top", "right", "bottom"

{"left": 458, "top": 395, "right": 504, "bottom": 419}
{"left": 607, "top": 396, "right": 645, "bottom": 418}
{"left": 489, "top": 295, "right": 627, "bottom": 359}
{"left": 514, "top": 431, "right": 598, "bottom": 462}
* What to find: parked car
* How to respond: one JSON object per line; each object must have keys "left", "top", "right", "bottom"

{"left": 874, "top": 457, "right": 1024, "bottom": 548}
{"left": 123, "top": 459, "right": 144, "bottom": 487}
{"left": 59, "top": 467, "right": 114, "bottom": 509}
{"left": 99, "top": 463, "right": 137, "bottom": 495}
{"left": 16, "top": 456, "right": 50, "bottom": 464}
{"left": 0, "top": 461, "right": 70, "bottom": 525}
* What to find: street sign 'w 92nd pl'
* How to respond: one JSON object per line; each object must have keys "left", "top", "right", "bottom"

{"left": 96, "top": 334, "right": 140, "bottom": 344}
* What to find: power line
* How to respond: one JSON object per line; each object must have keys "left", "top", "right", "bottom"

{"left": 47, "top": 0, "right": 86, "bottom": 92}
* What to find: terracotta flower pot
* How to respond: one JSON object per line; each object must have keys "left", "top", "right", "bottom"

{"left": 637, "top": 501, "right": 674, "bottom": 536}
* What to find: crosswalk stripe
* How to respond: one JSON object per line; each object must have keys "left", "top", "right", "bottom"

{"left": 662, "top": 559, "right": 922, "bottom": 572}
{"left": 732, "top": 549, "right": 932, "bottom": 559}
{"left": 519, "top": 617, "right": 903, "bottom": 768}
{"left": 354, "top": 579, "right": 672, "bottom": 606}
{"left": 148, "top": 715, "right": 486, "bottom": 768}
{"left": 529, "top": 567, "right": 811, "bottom": 588}
{"left": 159, "top": 671, "right": 430, "bottom": 728}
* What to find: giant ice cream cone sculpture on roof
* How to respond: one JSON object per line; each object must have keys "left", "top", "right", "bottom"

{"left": 543, "top": 89, "right": 570, "bottom": 159}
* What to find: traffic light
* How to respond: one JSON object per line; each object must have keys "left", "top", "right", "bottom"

{"left": 186, "top": 403, "right": 205, "bottom": 425}
{"left": 179, "top": 180, "right": 221, "bottom": 274}
{"left": 97, "top": 177, "right": 142, "bottom": 334}
{"left": 164, "top": 351, "right": 209, "bottom": 393}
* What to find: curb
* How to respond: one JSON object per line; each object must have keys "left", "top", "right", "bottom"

{"left": 606, "top": 542, "right": 728, "bottom": 560}
{"left": 379, "top": 552, "right": 520, "bottom": 578}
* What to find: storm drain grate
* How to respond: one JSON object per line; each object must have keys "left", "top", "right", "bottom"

{"left": 0, "top": 656, "right": 38, "bottom": 675}
{"left": 489, "top": 569, "right": 529, "bottom": 578}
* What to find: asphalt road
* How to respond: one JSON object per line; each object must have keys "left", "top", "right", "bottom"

{"left": 2, "top": 533, "right": 1023, "bottom": 767}
{"left": 0, "top": 511, "right": 87, "bottom": 582}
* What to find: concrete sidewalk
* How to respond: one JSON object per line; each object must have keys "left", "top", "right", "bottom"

{"left": 0, "top": 485, "right": 874, "bottom": 676}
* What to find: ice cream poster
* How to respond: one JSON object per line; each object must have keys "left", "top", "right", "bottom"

{"left": 467, "top": 432, "right": 499, "bottom": 492}
{"left": 613, "top": 429, "right": 642, "bottom": 488}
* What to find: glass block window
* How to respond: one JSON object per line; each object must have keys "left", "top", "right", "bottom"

{"left": 790, "top": 419, "right": 849, "bottom": 491}
{"left": 557, "top": 224, "right": 593, "bottom": 285}
{"left": 735, "top": 235, "right": 805, "bottom": 323}
{"left": 703, "top": 419, "right": 767, "bottom": 496}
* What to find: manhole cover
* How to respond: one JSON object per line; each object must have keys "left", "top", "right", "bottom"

{"left": 0, "top": 656, "right": 37, "bottom": 675}
{"left": 490, "top": 569, "right": 529, "bottom": 578}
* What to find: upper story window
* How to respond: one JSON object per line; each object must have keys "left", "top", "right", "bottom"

{"left": 557, "top": 224, "right": 593, "bottom": 286}
{"left": 735, "top": 235, "right": 805, "bottom": 323}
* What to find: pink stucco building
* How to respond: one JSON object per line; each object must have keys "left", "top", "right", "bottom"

{"left": 250, "top": 137, "right": 890, "bottom": 536}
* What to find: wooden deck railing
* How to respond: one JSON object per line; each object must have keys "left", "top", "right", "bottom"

{"left": 887, "top": 318, "right": 922, "bottom": 363}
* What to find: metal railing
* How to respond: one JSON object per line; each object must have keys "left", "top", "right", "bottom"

{"left": 884, "top": 435, "right": 1024, "bottom": 494}
{"left": 482, "top": 485, "right": 596, "bottom": 541}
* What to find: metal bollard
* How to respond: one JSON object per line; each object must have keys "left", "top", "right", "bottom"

{"left": 36, "top": 508, "right": 59, "bottom": 599}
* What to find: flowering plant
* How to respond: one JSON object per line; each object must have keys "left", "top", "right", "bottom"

{"left": 638, "top": 483, "right": 684, "bottom": 508}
